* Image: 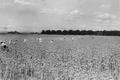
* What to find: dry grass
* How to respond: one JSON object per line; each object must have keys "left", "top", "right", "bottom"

{"left": 0, "top": 35, "right": 120, "bottom": 80}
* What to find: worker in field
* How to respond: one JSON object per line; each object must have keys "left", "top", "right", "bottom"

{"left": 0, "top": 41, "right": 9, "bottom": 52}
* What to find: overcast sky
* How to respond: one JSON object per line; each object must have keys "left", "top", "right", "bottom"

{"left": 0, "top": 0, "right": 120, "bottom": 32}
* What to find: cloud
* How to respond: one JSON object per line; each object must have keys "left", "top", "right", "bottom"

{"left": 40, "top": 8, "right": 67, "bottom": 15}
{"left": 0, "top": 0, "right": 13, "bottom": 8}
{"left": 40, "top": 9, "right": 83, "bottom": 16}
{"left": 69, "top": 10, "right": 84, "bottom": 15}
{"left": 70, "top": 10, "right": 79, "bottom": 14}
{"left": 6, "top": 25, "right": 24, "bottom": 31}
{"left": 95, "top": 12, "right": 117, "bottom": 23}
{"left": 99, "top": 4, "right": 111, "bottom": 10}
{"left": 14, "top": 0, "right": 34, "bottom": 5}
{"left": 66, "top": 9, "right": 84, "bottom": 19}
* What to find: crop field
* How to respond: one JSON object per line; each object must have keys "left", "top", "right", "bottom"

{"left": 0, "top": 34, "right": 120, "bottom": 80}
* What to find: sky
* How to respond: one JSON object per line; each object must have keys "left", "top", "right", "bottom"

{"left": 0, "top": 0, "right": 120, "bottom": 32}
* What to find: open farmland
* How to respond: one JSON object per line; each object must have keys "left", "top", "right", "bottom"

{"left": 0, "top": 35, "right": 120, "bottom": 80}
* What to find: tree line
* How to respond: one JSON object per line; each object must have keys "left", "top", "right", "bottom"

{"left": 41, "top": 30, "right": 120, "bottom": 36}
{"left": 1, "top": 30, "right": 120, "bottom": 36}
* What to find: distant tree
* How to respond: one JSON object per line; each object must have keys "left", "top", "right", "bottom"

{"left": 74, "top": 30, "right": 80, "bottom": 35}
{"left": 46, "top": 30, "right": 51, "bottom": 34}
{"left": 50, "top": 30, "right": 56, "bottom": 34}
{"left": 56, "top": 30, "right": 62, "bottom": 34}
{"left": 8, "top": 31, "right": 20, "bottom": 34}
{"left": 41, "top": 30, "right": 45, "bottom": 34}
{"left": 68, "top": 30, "right": 73, "bottom": 34}
{"left": 63, "top": 30, "right": 68, "bottom": 35}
